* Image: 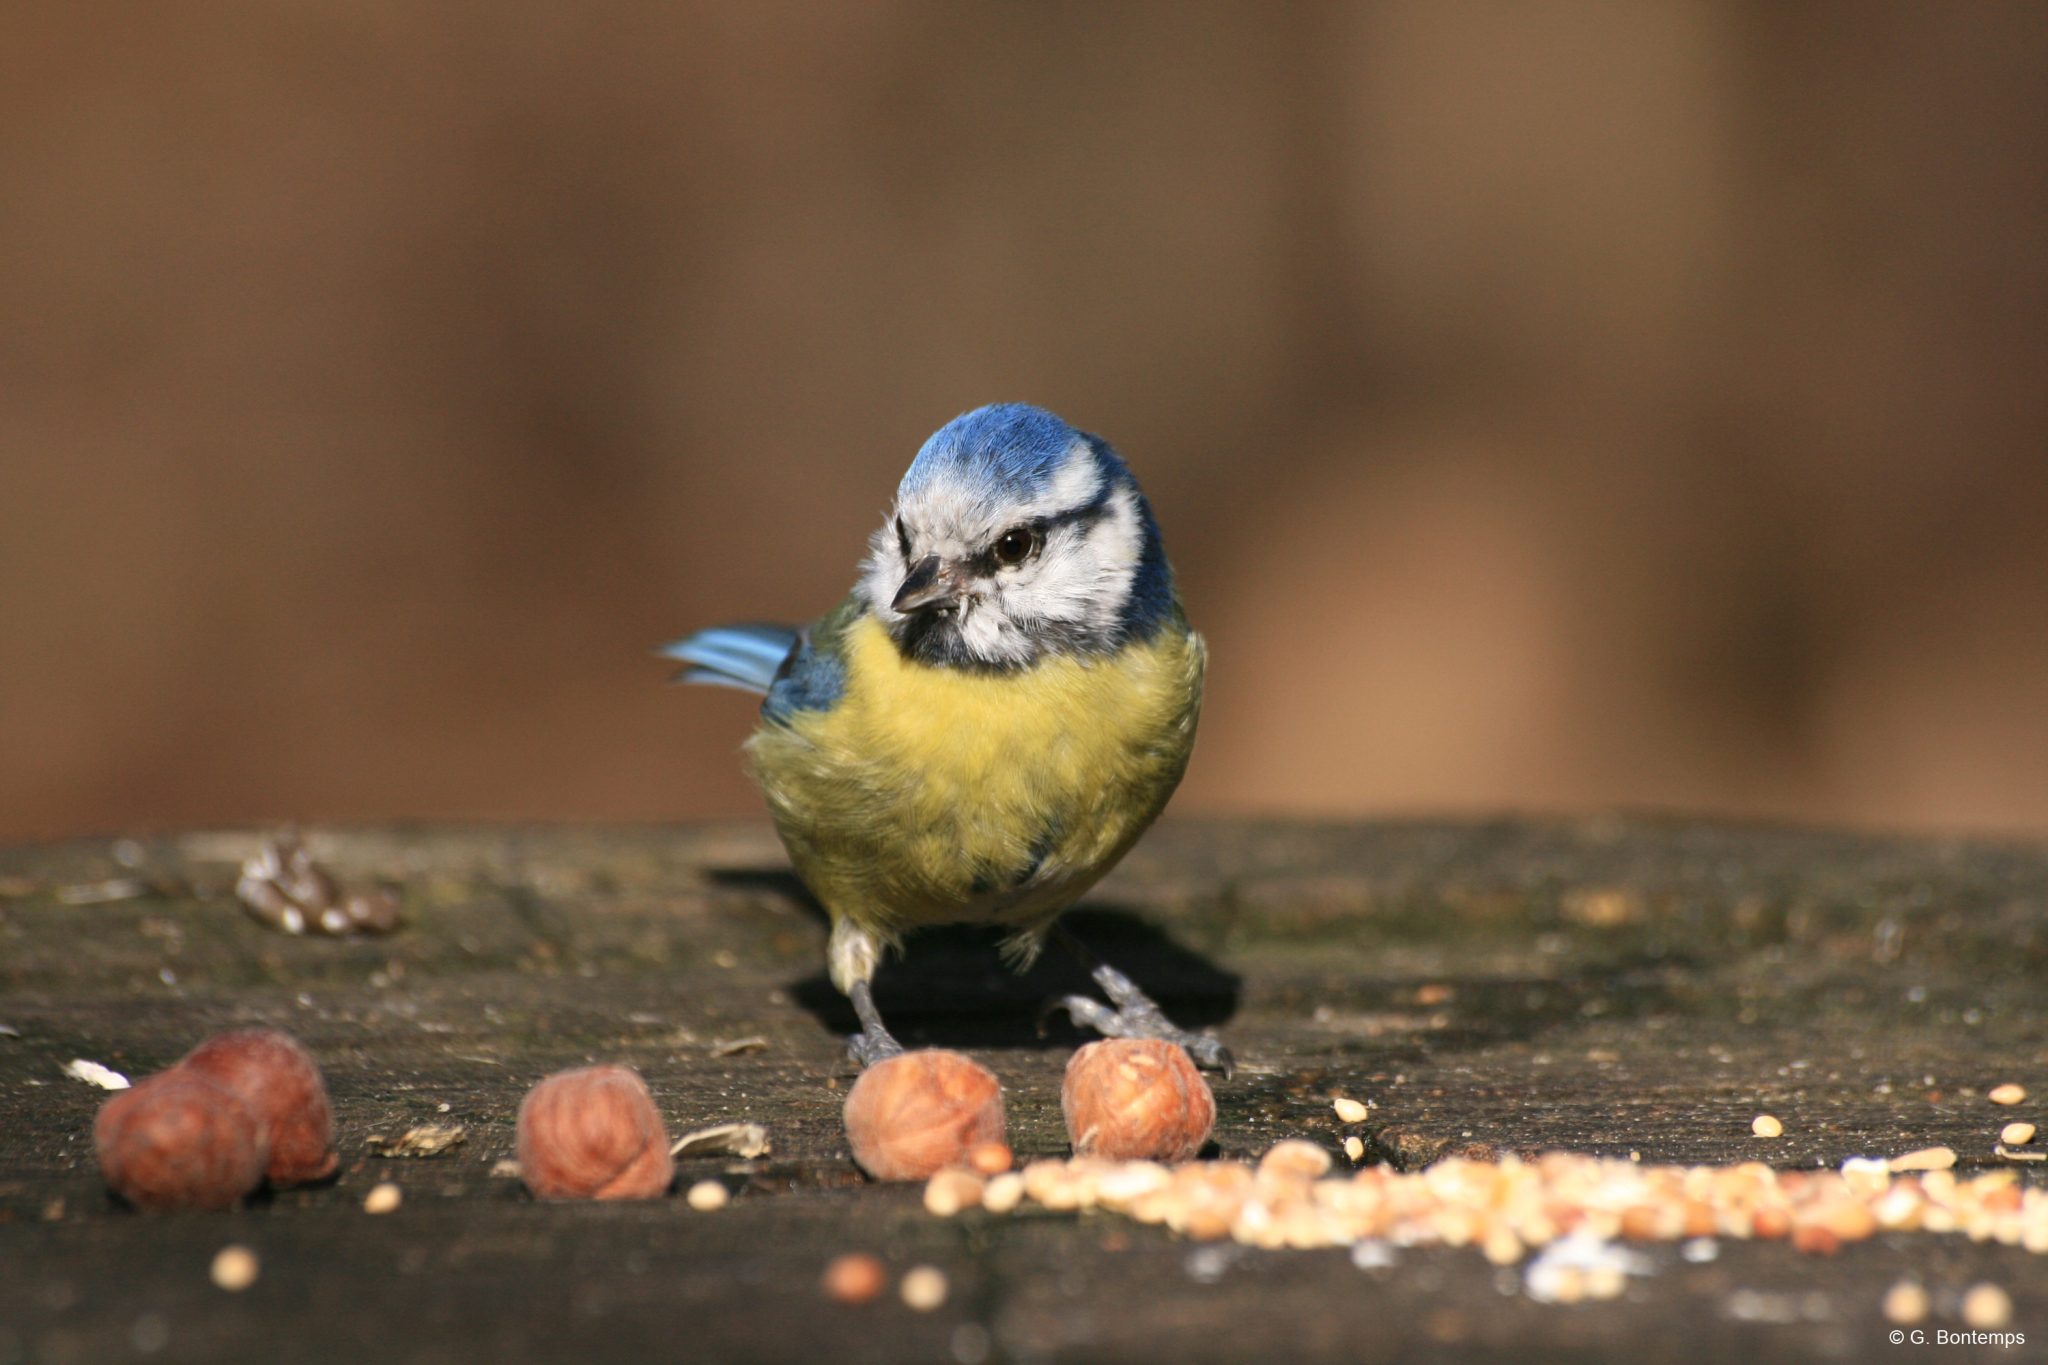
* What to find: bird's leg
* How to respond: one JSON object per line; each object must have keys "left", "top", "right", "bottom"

{"left": 847, "top": 979, "right": 904, "bottom": 1068}
{"left": 831, "top": 920, "right": 903, "bottom": 1068}
{"left": 1044, "top": 926, "right": 1233, "bottom": 1077}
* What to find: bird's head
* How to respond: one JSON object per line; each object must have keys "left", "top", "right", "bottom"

{"left": 860, "top": 404, "right": 1175, "bottom": 669}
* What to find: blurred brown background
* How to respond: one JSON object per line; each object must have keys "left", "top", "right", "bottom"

{"left": 3, "top": 4, "right": 2044, "bottom": 842}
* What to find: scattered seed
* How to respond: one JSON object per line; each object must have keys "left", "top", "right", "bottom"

{"left": 822, "top": 1253, "right": 886, "bottom": 1305}
{"left": 2000, "top": 1122, "right": 2036, "bottom": 1147}
{"left": 1342, "top": 1136, "right": 1365, "bottom": 1163}
{"left": 899, "top": 1265, "right": 948, "bottom": 1311}
{"left": 940, "top": 1139, "right": 2048, "bottom": 1272}
{"left": 1989, "top": 1084, "right": 2027, "bottom": 1107}
{"left": 923, "top": 1168, "right": 984, "bottom": 1217}
{"left": 1961, "top": 1283, "right": 2013, "bottom": 1329}
{"left": 686, "top": 1180, "right": 730, "bottom": 1211}
{"left": 981, "top": 1172, "right": 1025, "bottom": 1214}
{"left": 362, "top": 1182, "right": 402, "bottom": 1215}
{"left": 209, "top": 1246, "right": 259, "bottom": 1292}
{"left": 1751, "top": 1114, "right": 1783, "bottom": 1138}
{"left": 1880, "top": 1280, "right": 1929, "bottom": 1325}
{"left": 1258, "top": 1140, "right": 1332, "bottom": 1180}
{"left": 1332, "top": 1097, "right": 1369, "bottom": 1124}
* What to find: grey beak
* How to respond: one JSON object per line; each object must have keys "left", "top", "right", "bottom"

{"left": 892, "top": 554, "right": 957, "bottom": 613}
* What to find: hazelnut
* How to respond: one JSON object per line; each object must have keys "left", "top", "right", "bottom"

{"left": 842, "top": 1049, "right": 1006, "bottom": 1182}
{"left": 96, "top": 1071, "right": 268, "bottom": 1211}
{"left": 1061, "top": 1039, "right": 1215, "bottom": 1163}
{"left": 180, "top": 1029, "right": 338, "bottom": 1186}
{"left": 515, "top": 1065, "right": 674, "bottom": 1200}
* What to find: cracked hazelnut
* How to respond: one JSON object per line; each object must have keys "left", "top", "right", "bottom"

{"left": 842, "top": 1050, "right": 1006, "bottom": 1182}
{"left": 515, "top": 1065, "right": 674, "bottom": 1200}
{"left": 1062, "top": 1039, "right": 1215, "bottom": 1163}
{"left": 95, "top": 1071, "right": 268, "bottom": 1211}
{"left": 180, "top": 1029, "right": 338, "bottom": 1186}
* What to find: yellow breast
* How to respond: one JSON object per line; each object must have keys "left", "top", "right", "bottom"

{"left": 747, "top": 612, "right": 1203, "bottom": 938}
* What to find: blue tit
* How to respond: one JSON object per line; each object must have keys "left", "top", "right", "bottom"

{"left": 662, "top": 403, "right": 1224, "bottom": 1071}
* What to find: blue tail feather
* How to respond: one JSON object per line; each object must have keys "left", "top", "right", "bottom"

{"left": 658, "top": 623, "right": 800, "bottom": 696}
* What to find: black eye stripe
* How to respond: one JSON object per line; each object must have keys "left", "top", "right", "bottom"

{"left": 967, "top": 487, "right": 1121, "bottom": 574}
{"left": 896, "top": 516, "right": 912, "bottom": 558}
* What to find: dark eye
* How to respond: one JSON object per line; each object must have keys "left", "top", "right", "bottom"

{"left": 896, "top": 517, "right": 913, "bottom": 559}
{"left": 992, "top": 525, "right": 1037, "bottom": 567}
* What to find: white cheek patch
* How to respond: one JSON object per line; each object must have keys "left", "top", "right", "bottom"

{"left": 996, "top": 484, "right": 1141, "bottom": 633}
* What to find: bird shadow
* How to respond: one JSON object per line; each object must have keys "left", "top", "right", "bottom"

{"left": 709, "top": 868, "right": 1240, "bottom": 1054}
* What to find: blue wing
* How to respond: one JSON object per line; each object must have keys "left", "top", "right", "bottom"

{"left": 657, "top": 623, "right": 800, "bottom": 695}
{"left": 662, "top": 598, "right": 859, "bottom": 720}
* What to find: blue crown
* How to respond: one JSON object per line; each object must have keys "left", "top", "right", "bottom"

{"left": 900, "top": 403, "right": 1101, "bottom": 502}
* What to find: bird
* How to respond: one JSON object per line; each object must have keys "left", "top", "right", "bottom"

{"left": 661, "top": 403, "right": 1225, "bottom": 1072}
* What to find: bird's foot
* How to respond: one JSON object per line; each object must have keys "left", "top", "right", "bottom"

{"left": 1047, "top": 961, "right": 1233, "bottom": 1078}
{"left": 846, "top": 979, "right": 905, "bottom": 1068}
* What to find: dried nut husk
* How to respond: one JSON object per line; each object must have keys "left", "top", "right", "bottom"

{"left": 843, "top": 1050, "right": 1006, "bottom": 1182}
{"left": 1061, "top": 1039, "right": 1215, "bottom": 1162}
{"left": 95, "top": 1071, "right": 268, "bottom": 1211}
{"left": 515, "top": 1064, "right": 674, "bottom": 1200}
{"left": 180, "top": 1029, "right": 338, "bottom": 1185}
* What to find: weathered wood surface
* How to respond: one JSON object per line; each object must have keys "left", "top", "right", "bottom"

{"left": 2, "top": 818, "right": 2046, "bottom": 1363}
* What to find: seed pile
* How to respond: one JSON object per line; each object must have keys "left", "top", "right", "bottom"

{"left": 923, "top": 1141, "right": 2048, "bottom": 1261}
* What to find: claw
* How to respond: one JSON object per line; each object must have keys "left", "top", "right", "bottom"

{"left": 1045, "top": 989, "right": 1235, "bottom": 1078}
{"left": 846, "top": 1027, "right": 902, "bottom": 1069}
{"left": 1184, "top": 1034, "right": 1234, "bottom": 1081}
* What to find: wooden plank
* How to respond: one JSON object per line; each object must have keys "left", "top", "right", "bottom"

{"left": 2, "top": 819, "right": 2044, "bottom": 1361}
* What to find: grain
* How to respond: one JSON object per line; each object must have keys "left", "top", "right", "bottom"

{"left": 685, "top": 1180, "right": 730, "bottom": 1210}
{"left": 900, "top": 1265, "right": 948, "bottom": 1311}
{"left": 1961, "top": 1283, "right": 2013, "bottom": 1329}
{"left": 1880, "top": 1281, "right": 1929, "bottom": 1325}
{"left": 209, "top": 1245, "right": 260, "bottom": 1292}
